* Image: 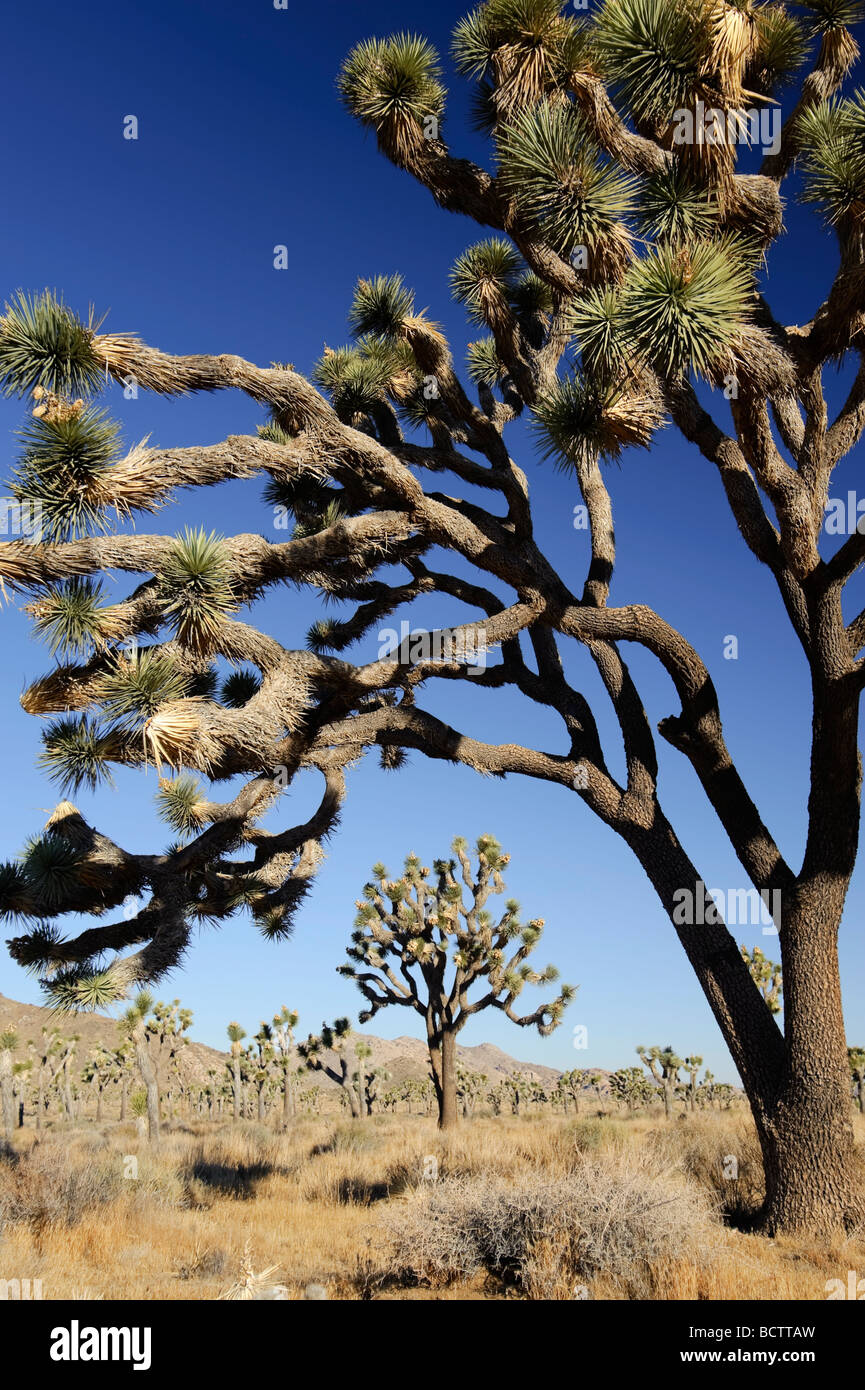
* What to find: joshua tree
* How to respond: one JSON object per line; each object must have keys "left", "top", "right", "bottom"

{"left": 297, "top": 1018, "right": 363, "bottom": 1119}
{"left": 560, "top": 1067, "right": 590, "bottom": 1114}
{"left": 271, "top": 1006, "right": 300, "bottom": 1127}
{"left": 339, "top": 836, "right": 574, "bottom": 1128}
{"left": 741, "top": 946, "right": 783, "bottom": 1015}
{"left": 118, "top": 991, "right": 161, "bottom": 1143}
{"left": 12, "top": 1057, "right": 32, "bottom": 1128}
{"left": 299, "top": 1084, "right": 322, "bottom": 1115}
{"left": 683, "top": 1054, "right": 704, "bottom": 1113}
{"left": 81, "top": 1043, "right": 114, "bottom": 1121}
{"left": 226, "top": 1022, "right": 247, "bottom": 1121}
{"left": 249, "top": 1024, "right": 276, "bottom": 1122}
{"left": 0, "top": 1029, "right": 18, "bottom": 1140}
{"left": 4, "top": 0, "right": 865, "bottom": 1232}
{"left": 637, "top": 1045, "right": 684, "bottom": 1120}
{"left": 700, "top": 1068, "right": 717, "bottom": 1108}
{"left": 456, "top": 1064, "right": 488, "bottom": 1118}
{"left": 849, "top": 1046, "right": 865, "bottom": 1114}
{"left": 609, "top": 1065, "right": 654, "bottom": 1111}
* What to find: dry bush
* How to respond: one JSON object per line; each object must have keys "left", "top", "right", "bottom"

{"left": 0, "top": 1142, "right": 123, "bottom": 1233}
{"left": 380, "top": 1150, "right": 717, "bottom": 1298}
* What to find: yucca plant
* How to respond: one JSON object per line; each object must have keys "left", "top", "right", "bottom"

{"left": 155, "top": 774, "right": 208, "bottom": 836}
{"left": 618, "top": 237, "right": 754, "bottom": 378}
{"left": 798, "top": 91, "right": 865, "bottom": 228}
{"left": 91, "top": 648, "right": 188, "bottom": 730}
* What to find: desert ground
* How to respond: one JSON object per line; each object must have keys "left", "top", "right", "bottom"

{"left": 2, "top": 1109, "right": 863, "bottom": 1301}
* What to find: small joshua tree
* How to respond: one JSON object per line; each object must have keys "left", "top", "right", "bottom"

{"left": 226, "top": 1022, "right": 247, "bottom": 1121}
{"left": 0, "top": 1029, "right": 18, "bottom": 1140}
{"left": 271, "top": 1007, "right": 300, "bottom": 1127}
{"left": 637, "top": 1044, "right": 684, "bottom": 1121}
{"left": 609, "top": 1065, "right": 654, "bottom": 1111}
{"left": 118, "top": 991, "right": 160, "bottom": 1143}
{"left": 297, "top": 1018, "right": 363, "bottom": 1119}
{"left": 456, "top": 1065, "right": 488, "bottom": 1118}
{"left": 741, "top": 945, "right": 783, "bottom": 1014}
{"left": 339, "top": 835, "right": 574, "bottom": 1128}
{"left": 81, "top": 1043, "right": 114, "bottom": 1122}
{"left": 849, "top": 1047, "right": 865, "bottom": 1114}
{"left": 249, "top": 1024, "right": 276, "bottom": 1122}
{"left": 683, "top": 1054, "right": 704, "bottom": 1113}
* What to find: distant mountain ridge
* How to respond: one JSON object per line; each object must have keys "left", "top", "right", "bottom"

{"left": 0, "top": 993, "right": 578, "bottom": 1090}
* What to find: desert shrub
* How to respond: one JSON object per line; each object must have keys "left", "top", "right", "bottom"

{"left": 380, "top": 1151, "right": 716, "bottom": 1297}
{"left": 0, "top": 1143, "right": 122, "bottom": 1231}
{"left": 312, "top": 1122, "right": 383, "bottom": 1156}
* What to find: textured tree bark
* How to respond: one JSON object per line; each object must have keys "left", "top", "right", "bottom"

{"left": 132, "top": 1023, "right": 160, "bottom": 1145}
{"left": 439, "top": 1030, "right": 458, "bottom": 1131}
{"left": 759, "top": 890, "right": 865, "bottom": 1233}
{"left": 231, "top": 1056, "right": 241, "bottom": 1120}
{"left": 0, "top": 1050, "right": 14, "bottom": 1141}
{"left": 428, "top": 1029, "right": 459, "bottom": 1130}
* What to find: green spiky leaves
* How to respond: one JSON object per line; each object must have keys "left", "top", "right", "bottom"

{"left": 593, "top": 0, "right": 709, "bottom": 126}
{"left": 451, "top": 238, "right": 523, "bottom": 324}
{"left": 155, "top": 774, "right": 207, "bottom": 836}
{"left": 10, "top": 406, "right": 118, "bottom": 542}
{"left": 532, "top": 370, "right": 664, "bottom": 469}
{"left": 348, "top": 275, "right": 416, "bottom": 341}
{"left": 618, "top": 238, "right": 754, "bottom": 377}
{"left": 94, "top": 648, "right": 188, "bottom": 730}
{"left": 497, "top": 100, "right": 636, "bottom": 265}
{"left": 27, "top": 578, "right": 112, "bottom": 660}
{"left": 158, "top": 528, "right": 236, "bottom": 652}
{"left": 38, "top": 716, "right": 119, "bottom": 794}
{"left": 798, "top": 91, "right": 865, "bottom": 226}
{"left": 452, "top": 1, "right": 591, "bottom": 111}
{"left": 42, "top": 968, "right": 124, "bottom": 1014}
{"left": 18, "top": 832, "right": 87, "bottom": 913}
{"left": 338, "top": 33, "right": 446, "bottom": 162}
{"left": 0, "top": 291, "right": 103, "bottom": 400}
{"left": 637, "top": 167, "right": 718, "bottom": 245}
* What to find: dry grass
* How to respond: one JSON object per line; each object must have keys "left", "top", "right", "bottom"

{"left": 0, "top": 1112, "right": 862, "bottom": 1301}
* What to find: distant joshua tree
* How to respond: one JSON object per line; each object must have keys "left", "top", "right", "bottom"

{"left": 297, "top": 1018, "right": 362, "bottom": 1119}
{"left": 0, "top": 1029, "right": 18, "bottom": 1140}
{"left": 609, "top": 1065, "right": 654, "bottom": 1111}
{"left": 637, "top": 1045, "right": 684, "bottom": 1121}
{"left": 849, "top": 1047, "right": 865, "bottom": 1115}
{"left": 226, "top": 1022, "right": 247, "bottom": 1121}
{"left": 339, "top": 835, "right": 574, "bottom": 1128}
{"left": 271, "top": 1006, "right": 300, "bottom": 1127}
{"left": 741, "top": 946, "right": 783, "bottom": 1015}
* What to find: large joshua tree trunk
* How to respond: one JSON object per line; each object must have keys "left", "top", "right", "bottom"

{"left": 429, "top": 1029, "right": 458, "bottom": 1131}
{"left": 632, "top": 788, "right": 865, "bottom": 1233}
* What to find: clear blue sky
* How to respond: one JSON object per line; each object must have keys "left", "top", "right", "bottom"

{"left": 0, "top": 0, "right": 861, "bottom": 1082}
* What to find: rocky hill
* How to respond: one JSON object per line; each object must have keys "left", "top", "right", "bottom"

{"left": 0, "top": 992, "right": 573, "bottom": 1092}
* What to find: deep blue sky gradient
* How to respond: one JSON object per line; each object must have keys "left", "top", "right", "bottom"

{"left": 0, "top": 1, "right": 861, "bottom": 1080}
